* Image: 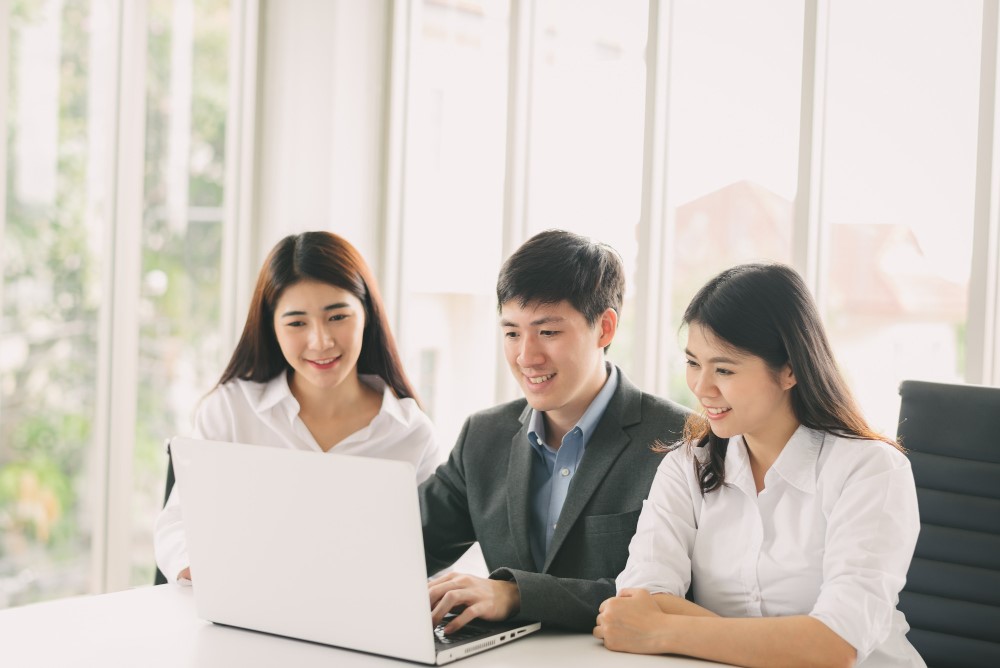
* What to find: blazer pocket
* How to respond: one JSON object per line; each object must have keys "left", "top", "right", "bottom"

{"left": 583, "top": 509, "right": 641, "bottom": 536}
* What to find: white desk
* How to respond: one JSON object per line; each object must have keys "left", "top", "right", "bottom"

{"left": 0, "top": 585, "right": 733, "bottom": 667}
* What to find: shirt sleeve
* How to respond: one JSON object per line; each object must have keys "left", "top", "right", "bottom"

{"left": 808, "top": 443, "right": 920, "bottom": 662}
{"left": 615, "top": 446, "right": 700, "bottom": 596}
{"left": 153, "top": 388, "right": 233, "bottom": 585}
{"left": 409, "top": 412, "right": 444, "bottom": 485}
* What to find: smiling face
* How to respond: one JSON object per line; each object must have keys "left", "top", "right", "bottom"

{"left": 500, "top": 300, "right": 616, "bottom": 429}
{"left": 684, "top": 321, "right": 798, "bottom": 449}
{"left": 273, "top": 280, "right": 366, "bottom": 395}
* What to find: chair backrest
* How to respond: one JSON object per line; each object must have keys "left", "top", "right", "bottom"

{"left": 153, "top": 448, "right": 176, "bottom": 586}
{"left": 896, "top": 380, "right": 1000, "bottom": 668}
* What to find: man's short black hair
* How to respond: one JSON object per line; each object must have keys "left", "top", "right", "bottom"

{"left": 496, "top": 229, "right": 625, "bottom": 327}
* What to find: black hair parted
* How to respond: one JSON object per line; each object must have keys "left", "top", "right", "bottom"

{"left": 496, "top": 229, "right": 625, "bottom": 328}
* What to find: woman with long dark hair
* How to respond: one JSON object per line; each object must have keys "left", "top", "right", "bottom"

{"left": 155, "top": 231, "right": 440, "bottom": 584}
{"left": 594, "top": 263, "right": 923, "bottom": 667}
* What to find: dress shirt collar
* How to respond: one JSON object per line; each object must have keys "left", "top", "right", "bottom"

{"left": 527, "top": 362, "right": 619, "bottom": 452}
{"left": 251, "top": 371, "right": 407, "bottom": 425}
{"left": 726, "top": 425, "right": 824, "bottom": 495}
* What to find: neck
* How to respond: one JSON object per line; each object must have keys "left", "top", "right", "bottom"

{"left": 743, "top": 411, "right": 800, "bottom": 474}
{"left": 289, "top": 370, "right": 370, "bottom": 418}
{"left": 542, "top": 361, "right": 609, "bottom": 447}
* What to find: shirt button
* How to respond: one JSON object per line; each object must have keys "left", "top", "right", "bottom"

{"left": 560, "top": 467, "right": 570, "bottom": 477}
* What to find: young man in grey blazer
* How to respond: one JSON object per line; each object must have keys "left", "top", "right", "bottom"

{"left": 421, "top": 229, "right": 689, "bottom": 634}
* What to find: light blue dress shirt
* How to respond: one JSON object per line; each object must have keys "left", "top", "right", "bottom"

{"left": 526, "top": 363, "right": 619, "bottom": 571}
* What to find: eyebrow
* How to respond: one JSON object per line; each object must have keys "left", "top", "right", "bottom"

{"left": 280, "top": 302, "right": 351, "bottom": 317}
{"left": 500, "top": 315, "right": 566, "bottom": 328}
{"left": 684, "top": 348, "right": 741, "bottom": 365}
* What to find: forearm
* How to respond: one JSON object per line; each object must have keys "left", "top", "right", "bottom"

{"left": 662, "top": 614, "right": 856, "bottom": 668}
{"left": 153, "top": 491, "right": 189, "bottom": 583}
{"left": 495, "top": 569, "right": 615, "bottom": 631}
{"left": 651, "top": 593, "right": 718, "bottom": 617}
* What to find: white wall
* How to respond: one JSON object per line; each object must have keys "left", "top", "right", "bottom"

{"left": 253, "top": 0, "right": 390, "bottom": 269}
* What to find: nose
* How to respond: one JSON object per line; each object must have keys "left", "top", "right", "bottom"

{"left": 516, "top": 335, "right": 544, "bottom": 368}
{"left": 689, "top": 368, "right": 718, "bottom": 399}
{"left": 308, "top": 321, "right": 335, "bottom": 349}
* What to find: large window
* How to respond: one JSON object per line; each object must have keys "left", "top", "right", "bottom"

{"left": 395, "top": 0, "right": 511, "bottom": 449}
{"left": 1, "top": 0, "right": 113, "bottom": 607}
{"left": 663, "top": 0, "right": 804, "bottom": 406}
{"left": 819, "top": 0, "right": 982, "bottom": 433}
{"left": 524, "top": 0, "right": 649, "bottom": 379}
{"left": 131, "top": 0, "right": 230, "bottom": 587}
{"left": 0, "top": 0, "right": 233, "bottom": 606}
{"left": 393, "top": 0, "right": 1000, "bottom": 445}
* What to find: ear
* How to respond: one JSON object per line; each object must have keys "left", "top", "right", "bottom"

{"left": 596, "top": 308, "right": 618, "bottom": 349}
{"left": 780, "top": 364, "right": 797, "bottom": 391}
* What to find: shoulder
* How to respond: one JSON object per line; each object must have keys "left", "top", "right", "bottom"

{"left": 389, "top": 394, "right": 436, "bottom": 440}
{"left": 639, "top": 390, "right": 691, "bottom": 421}
{"left": 819, "top": 432, "right": 913, "bottom": 489}
{"left": 615, "top": 367, "right": 692, "bottom": 427}
{"left": 192, "top": 377, "right": 275, "bottom": 441}
{"left": 825, "top": 433, "right": 911, "bottom": 471}
{"left": 464, "top": 396, "right": 529, "bottom": 429}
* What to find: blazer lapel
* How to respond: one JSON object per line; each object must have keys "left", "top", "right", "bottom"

{"left": 542, "top": 371, "right": 642, "bottom": 572}
{"left": 506, "top": 403, "right": 536, "bottom": 571}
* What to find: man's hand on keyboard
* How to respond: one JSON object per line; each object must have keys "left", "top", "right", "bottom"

{"left": 428, "top": 572, "right": 521, "bottom": 634}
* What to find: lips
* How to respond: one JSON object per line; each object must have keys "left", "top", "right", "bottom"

{"left": 704, "top": 406, "right": 731, "bottom": 420}
{"left": 306, "top": 356, "right": 340, "bottom": 369}
{"left": 527, "top": 373, "right": 555, "bottom": 385}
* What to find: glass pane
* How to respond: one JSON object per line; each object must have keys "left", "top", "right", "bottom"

{"left": 821, "top": 0, "right": 982, "bottom": 434}
{"left": 0, "top": 0, "right": 115, "bottom": 607}
{"left": 130, "top": 0, "right": 231, "bottom": 586}
{"left": 398, "top": 0, "right": 510, "bottom": 451}
{"left": 524, "top": 0, "right": 648, "bottom": 379}
{"left": 665, "top": 0, "right": 804, "bottom": 407}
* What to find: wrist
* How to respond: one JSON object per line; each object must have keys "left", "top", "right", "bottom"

{"left": 502, "top": 580, "right": 521, "bottom": 617}
{"left": 655, "top": 612, "right": 681, "bottom": 654}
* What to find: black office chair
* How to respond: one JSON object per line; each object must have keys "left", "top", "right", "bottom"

{"left": 896, "top": 380, "right": 1000, "bottom": 668}
{"left": 153, "top": 446, "right": 176, "bottom": 585}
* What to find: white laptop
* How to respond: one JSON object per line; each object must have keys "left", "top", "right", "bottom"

{"left": 169, "top": 436, "right": 541, "bottom": 665}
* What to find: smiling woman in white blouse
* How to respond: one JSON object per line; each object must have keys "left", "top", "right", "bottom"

{"left": 594, "top": 263, "right": 923, "bottom": 668}
{"left": 154, "top": 231, "right": 441, "bottom": 584}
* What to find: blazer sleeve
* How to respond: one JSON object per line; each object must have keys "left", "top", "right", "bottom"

{"left": 489, "top": 567, "right": 615, "bottom": 631}
{"left": 418, "top": 417, "right": 478, "bottom": 576}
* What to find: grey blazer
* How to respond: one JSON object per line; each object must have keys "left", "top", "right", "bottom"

{"left": 419, "top": 369, "right": 690, "bottom": 631}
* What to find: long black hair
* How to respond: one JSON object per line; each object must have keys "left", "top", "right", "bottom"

{"left": 677, "top": 263, "right": 899, "bottom": 494}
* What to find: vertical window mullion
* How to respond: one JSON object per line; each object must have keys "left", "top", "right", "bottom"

{"left": 634, "top": 0, "right": 674, "bottom": 396}
{"left": 220, "top": 0, "right": 261, "bottom": 351}
{"left": 380, "top": 0, "right": 415, "bottom": 336}
{"left": 0, "top": 0, "right": 8, "bottom": 281}
{"left": 495, "top": 0, "right": 535, "bottom": 403}
{"left": 792, "top": 0, "right": 830, "bottom": 305}
{"left": 967, "top": 0, "right": 1000, "bottom": 386}
{"left": 91, "top": 0, "right": 148, "bottom": 594}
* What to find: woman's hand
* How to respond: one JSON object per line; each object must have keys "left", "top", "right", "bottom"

{"left": 593, "top": 588, "right": 671, "bottom": 654}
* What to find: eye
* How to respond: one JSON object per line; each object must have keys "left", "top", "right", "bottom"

{"left": 285, "top": 320, "right": 306, "bottom": 328}
{"left": 503, "top": 331, "right": 519, "bottom": 339}
{"left": 539, "top": 330, "right": 559, "bottom": 337}
{"left": 685, "top": 359, "right": 699, "bottom": 368}
{"left": 715, "top": 368, "right": 734, "bottom": 376}
{"left": 329, "top": 313, "right": 348, "bottom": 322}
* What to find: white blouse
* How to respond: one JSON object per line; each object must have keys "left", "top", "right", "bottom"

{"left": 617, "top": 425, "right": 924, "bottom": 667}
{"left": 154, "top": 373, "right": 442, "bottom": 584}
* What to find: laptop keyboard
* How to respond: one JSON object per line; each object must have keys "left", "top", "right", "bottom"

{"left": 433, "top": 615, "right": 494, "bottom": 645}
